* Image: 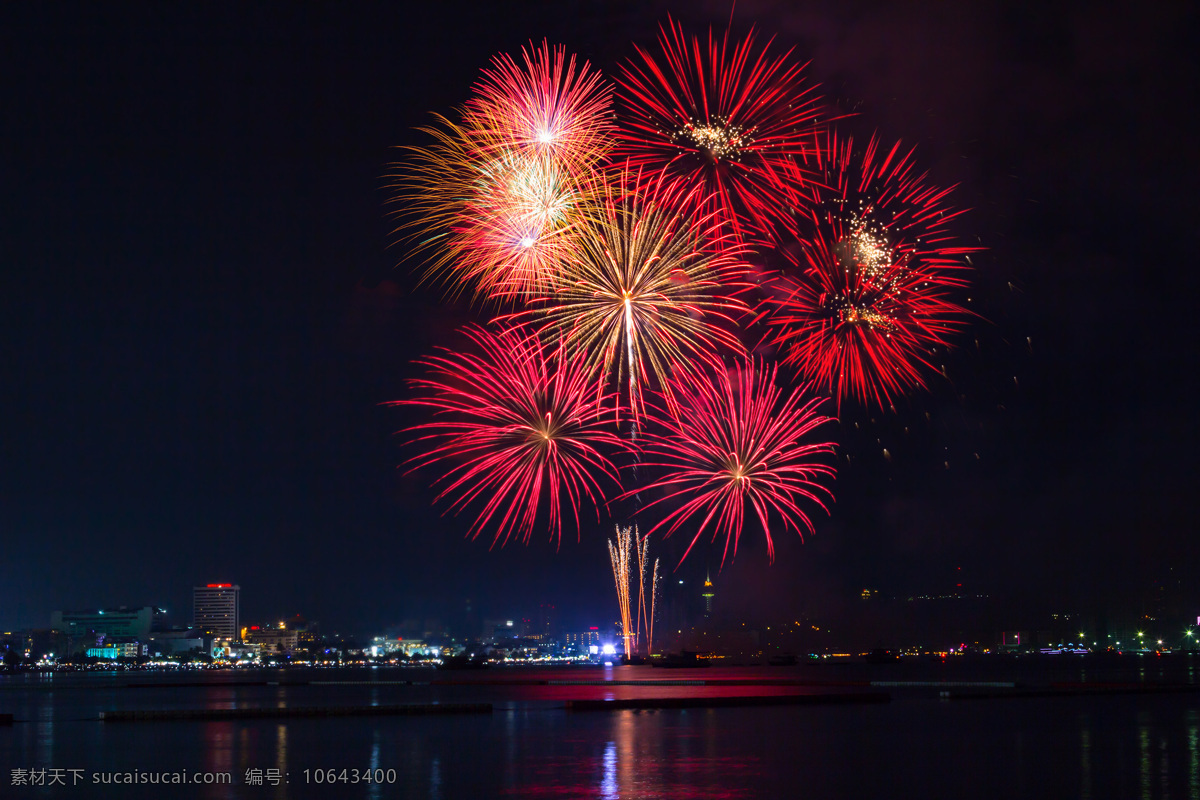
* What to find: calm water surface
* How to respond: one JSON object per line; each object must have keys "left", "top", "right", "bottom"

{"left": 2, "top": 659, "right": 1198, "bottom": 799}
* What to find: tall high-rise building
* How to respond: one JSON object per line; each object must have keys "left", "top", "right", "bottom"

{"left": 193, "top": 584, "right": 240, "bottom": 640}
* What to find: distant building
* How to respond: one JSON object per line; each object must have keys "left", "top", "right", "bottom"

{"left": 244, "top": 627, "right": 297, "bottom": 654}
{"left": 147, "top": 629, "right": 205, "bottom": 656}
{"left": 490, "top": 620, "right": 518, "bottom": 644}
{"left": 193, "top": 584, "right": 240, "bottom": 640}
{"left": 86, "top": 646, "right": 120, "bottom": 660}
{"left": 51, "top": 607, "right": 160, "bottom": 650}
{"left": 19, "top": 629, "right": 68, "bottom": 661}
{"left": 535, "top": 604, "right": 558, "bottom": 640}
{"left": 86, "top": 642, "right": 144, "bottom": 660}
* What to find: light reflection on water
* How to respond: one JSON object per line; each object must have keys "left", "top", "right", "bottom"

{"left": 430, "top": 756, "right": 442, "bottom": 800}
{"left": 2, "top": 666, "right": 1200, "bottom": 799}
{"left": 366, "top": 730, "right": 382, "bottom": 800}
{"left": 274, "top": 724, "right": 287, "bottom": 800}
{"left": 1139, "top": 718, "right": 1151, "bottom": 800}
{"left": 600, "top": 741, "right": 616, "bottom": 800}
{"left": 1079, "top": 720, "right": 1091, "bottom": 800}
{"left": 1189, "top": 709, "right": 1199, "bottom": 800}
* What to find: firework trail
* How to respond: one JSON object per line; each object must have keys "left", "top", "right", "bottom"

{"left": 647, "top": 557, "right": 660, "bottom": 655}
{"left": 397, "top": 324, "right": 628, "bottom": 548}
{"left": 525, "top": 174, "right": 752, "bottom": 422}
{"left": 760, "top": 132, "right": 978, "bottom": 407}
{"left": 636, "top": 530, "right": 649, "bottom": 651}
{"left": 632, "top": 534, "right": 659, "bottom": 655}
{"left": 609, "top": 524, "right": 637, "bottom": 657}
{"left": 633, "top": 359, "right": 837, "bottom": 565}
{"left": 614, "top": 19, "right": 823, "bottom": 241}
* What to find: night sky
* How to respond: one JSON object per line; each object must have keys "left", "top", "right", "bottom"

{"left": 3, "top": 1, "right": 1197, "bottom": 635}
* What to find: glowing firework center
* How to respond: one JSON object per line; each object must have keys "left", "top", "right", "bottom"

{"left": 674, "top": 117, "right": 753, "bottom": 163}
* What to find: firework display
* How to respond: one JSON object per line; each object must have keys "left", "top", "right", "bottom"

{"left": 397, "top": 324, "right": 627, "bottom": 548}
{"left": 761, "top": 133, "right": 978, "bottom": 407}
{"left": 391, "top": 21, "right": 980, "bottom": 571}
{"left": 634, "top": 360, "right": 837, "bottom": 565}
{"left": 614, "top": 19, "right": 822, "bottom": 241}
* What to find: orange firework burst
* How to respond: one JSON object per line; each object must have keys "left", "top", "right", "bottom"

{"left": 523, "top": 174, "right": 752, "bottom": 420}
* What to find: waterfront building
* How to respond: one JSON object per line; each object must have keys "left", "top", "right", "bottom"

{"left": 192, "top": 584, "right": 240, "bottom": 640}
{"left": 244, "top": 626, "right": 298, "bottom": 654}
{"left": 85, "top": 642, "right": 144, "bottom": 659}
{"left": 146, "top": 629, "right": 205, "bottom": 656}
{"left": 564, "top": 628, "right": 601, "bottom": 656}
{"left": 51, "top": 607, "right": 160, "bottom": 650}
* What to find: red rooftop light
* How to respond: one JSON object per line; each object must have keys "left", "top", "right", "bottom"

{"left": 206, "top": 583, "right": 232, "bottom": 587}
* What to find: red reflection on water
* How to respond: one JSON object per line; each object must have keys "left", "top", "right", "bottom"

{"left": 502, "top": 708, "right": 760, "bottom": 799}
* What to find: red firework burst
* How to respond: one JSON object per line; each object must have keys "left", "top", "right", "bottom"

{"left": 632, "top": 360, "right": 836, "bottom": 565}
{"left": 396, "top": 324, "right": 627, "bottom": 547}
{"left": 761, "top": 132, "right": 979, "bottom": 408}
{"left": 614, "top": 19, "right": 823, "bottom": 241}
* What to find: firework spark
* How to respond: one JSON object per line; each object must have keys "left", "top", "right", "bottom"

{"left": 633, "top": 360, "right": 837, "bottom": 565}
{"left": 396, "top": 324, "right": 627, "bottom": 547}
{"left": 614, "top": 19, "right": 823, "bottom": 240}
{"left": 526, "top": 175, "right": 752, "bottom": 420}
{"left": 762, "top": 132, "right": 978, "bottom": 407}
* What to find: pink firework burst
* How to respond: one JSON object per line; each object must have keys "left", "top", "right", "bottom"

{"left": 614, "top": 19, "right": 823, "bottom": 242}
{"left": 396, "top": 324, "right": 628, "bottom": 547}
{"left": 633, "top": 360, "right": 836, "bottom": 565}
{"left": 391, "top": 41, "right": 611, "bottom": 302}
{"left": 466, "top": 39, "right": 615, "bottom": 176}
{"left": 761, "top": 132, "right": 979, "bottom": 408}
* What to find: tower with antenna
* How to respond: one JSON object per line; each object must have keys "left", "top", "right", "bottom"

{"left": 702, "top": 570, "right": 715, "bottom": 618}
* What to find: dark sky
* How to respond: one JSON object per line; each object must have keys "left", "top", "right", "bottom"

{"left": 3, "top": 1, "right": 1197, "bottom": 635}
